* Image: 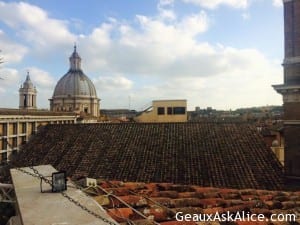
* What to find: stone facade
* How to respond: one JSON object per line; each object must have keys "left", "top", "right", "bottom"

{"left": 49, "top": 46, "right": 100, "bottom": 117}
{"left": 273, "top": 0, "right": 300, "bottom": 179}
{"left": 19, "top": 72, "right": 37, "bottom": 110}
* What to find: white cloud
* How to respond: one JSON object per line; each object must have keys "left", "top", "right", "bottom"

{"left": 0, "top": 1, "right": 283, "bottom": 110}
{"left": 0, "top": 1, "right": 76, "bottom": 52}
{"left": 79, "top": 11, "right": 209, "bottom": 76}
{"left": 157, "top": 0, "right": 176, "bottom": 21}
{"left": 0, "top": 68, "right": 21, "bottom": 108}
{"left": 0, "top": 68, "right": 20, "bottom": 86}
{"left": 159, "top": 0, "right": 174, "bottom": 6}
{"left": 272, "top": 0, "right": 282, "bottom": 7}
{"left": 0, "top": 30, "right": 28, "bottom": 64}
{"left": 26, "top": 67, "right": 56, "bottom": 88}
{"left": 182, "top": 0, "right": 249, "bottom": 9}
{"left": 94, "top": 75, "right": 133, "bottom": 92}
{"left": 242, "top": 12, "right": 250, "bottom": 20}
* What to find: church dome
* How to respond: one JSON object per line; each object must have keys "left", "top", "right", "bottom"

{"left": 52, "top": 46, "right": 98, "bottom": 98}
{"left": 50, "top": 46, "right": 100, "bottom": 117}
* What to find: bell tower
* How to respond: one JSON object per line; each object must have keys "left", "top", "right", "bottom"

{"left": 273, "top": 0, "right": 300, "bottom": 180}
{"left": 19, "top": 71, "right": 37, "bottom": 110}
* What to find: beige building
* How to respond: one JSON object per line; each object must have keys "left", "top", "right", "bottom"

{"left": 0, "top": 109, "right": 76, "bottom": 162}
{"left": 134, "top": 99, "right": 187, "bottom": 122}
{"left": 0, "top": 74, "right": 77, "bottom": 162}
{"left": 49, "top": 46, "right": 100, "bottom": 117}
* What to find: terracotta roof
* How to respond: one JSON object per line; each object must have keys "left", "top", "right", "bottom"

{"left": 87, "top": 181, "right": 300, "bottom": 225}
{"left": 0, "top": 108, "right": 76, "bottom": 116}
{"left": 12, "top": 122, "right": 283, "bottom": 190}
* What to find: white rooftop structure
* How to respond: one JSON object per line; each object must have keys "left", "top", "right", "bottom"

{"left": 10, "top": 165, "right": 116, "bottom": 225}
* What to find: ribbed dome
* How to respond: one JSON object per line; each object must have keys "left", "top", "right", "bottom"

{"left": 52, "top": 46, "right": 98, "bottom": 98}
{"left": 53, "top": 71, "right": 97, "bottom": 98}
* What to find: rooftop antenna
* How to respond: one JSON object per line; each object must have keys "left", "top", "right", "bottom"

{"left": 128, "top": 95, "right": 131, "bottom": 110}
{"left": 0, "top": 50, "right": 3, "bottom": 80}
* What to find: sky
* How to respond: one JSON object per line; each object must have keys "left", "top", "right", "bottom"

{"left": 0, "top": 0, "right": 284, "bottom": 111}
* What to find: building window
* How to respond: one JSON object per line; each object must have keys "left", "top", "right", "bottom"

{"left": 2, "top": 124, "right": 7, "bottom": 136}
{"left": 12, "top": 150, "right": 18, "bottom": 156}
{"left": 167, "top": 107, "right": 173, "bottom": 115}
{"left": 12, "top": 137, "right": 17, "bottom": 148}
{"left": 173, "top": 107, "right": 186, "bottom": 115}
{"left": 21, "top": 136, "right": 27, "bottom": 145}
{"left": 1, "top": 139, "right": 7, "bottom": 150}
{"left": 1, "top": 152, "right": 7, "bottom": 161}
{"left": 22, "top": 122, "right": 26, "bottom": 133}
{"left": 31, "top": 122, "right": 36, "bottom": 135}
{"left": 157, "top": 107, "right": 165, "bottom": 115}
{"left": 13, "top": 123, "right": 17, "bottom": 135}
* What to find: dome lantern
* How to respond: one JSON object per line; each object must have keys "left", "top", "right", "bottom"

{"left": 69, "top": 44, "right": 81, "bottom": 70}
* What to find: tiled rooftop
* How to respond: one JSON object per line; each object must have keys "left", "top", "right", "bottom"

{"left": 13, "top": 122, "right": 283, "bottom": 190}
{"left": 0, "top": 108, "right": 76, "bottom": 116}
{"left": 88, "top": 181, "right": 300, "bottom": 225}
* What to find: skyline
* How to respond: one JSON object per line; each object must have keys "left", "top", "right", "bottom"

{"left": 0, "top": 0, "right": 284, "bottom": 110}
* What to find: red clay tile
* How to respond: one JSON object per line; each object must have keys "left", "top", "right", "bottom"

{"left": 241, "top": 195, "right": 258, "bottom": 201}
{"left": 264, "top": 201, "right": 283, "bottom": 210}
{"left": 151, "top": 190, "right": 179, "bottom": 198}
{"left": 235, "top": 220, "right": 269, "bottom": 225}
{"left": 250, "top": 208, "right": 272, "bottom": 217}
{"left": 220, "top": 192, "right": 241, "bottom": 200}
{"left": 203, "top": 192, "right": 220, "bottom": 199}
{"left": 143, "top": 207, "right": 169, "bottom": 222}
{"left": 160, "top": 221, "right": 197, "bottom": 225}
{"left": 123, "top": 182, "right": 146, "bottom": 190}
{"left": 273, "top": 196, "right": 289, "bottom": 202}
{"left": 256, "top": 190, "right": 273, "bottom": 196}
{"left": 222, "top": 205, "right": 249, "bottom": 213}
{"left": 281, "top": 201, "right": 296, "bottom": 210}
{"left": 239, "top": 189, "right": 258, "bottom": 196}
{"left": 178, "top": 192, "right": 198, "bottom": 198}
{"left": 118, "top": 195, "right": 148, "bottom": 207}
{"left": 150, "top": 197, "right": 173, "bottom": 207}
{"left": 193, "top": 187, "right": 219, "bottom": 194}
{"left": 227, "top": 199, "right": 245, "bottom": 206}
{"left": 144, "top": 183, "right": 157, "bottom": 191}
{"left": 202, "top": 207, "right": 224, "bottom": 215}
{"left": 171, "top": 198, "right": 202, "bottom": 208}
{"left": 107, "top": 207, "right": 134, "bottom": 223}
{"left": 156, "top": 183, "right": 174, "bottom": 191}
{"left": 106, "top": 187, "right": 131, "bottom": 196}
{"left": 198, "top": 198, "right": 224, "bottom": 208}
{"left": 259, "top": 195, "right": 273, "bottom": 201}
{"left": 173, "top": 207, "right": 203, "bottom": 215}
{"left": 169, "top": 185, "right": 195, "bottom": 193}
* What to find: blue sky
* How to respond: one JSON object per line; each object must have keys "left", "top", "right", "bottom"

{"left": 0, "top": 0, "right": 284, "bottom": 110}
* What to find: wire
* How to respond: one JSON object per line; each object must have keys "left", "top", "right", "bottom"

{"left": 12, "top": 165, "right": 117, "bottom": 225}
{"left": 97, "top": 184, "right": 160, "bottom": 225}
{"left": 106, "top": 180, "right": 176, "bottom": 215}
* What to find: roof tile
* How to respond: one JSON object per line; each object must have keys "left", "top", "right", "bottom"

{"left": 13, "top": 122, "right": 284, "bottom": 190}
{"left": 107, "top": 208, "right": 134, "bottom": 223}
{"left": 86, "top": 181, "right": 300, "bottom": 225}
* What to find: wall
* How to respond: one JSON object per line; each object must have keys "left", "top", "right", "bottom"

{"left": 134, "top": 100, "right": 187, "bottom": 123}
